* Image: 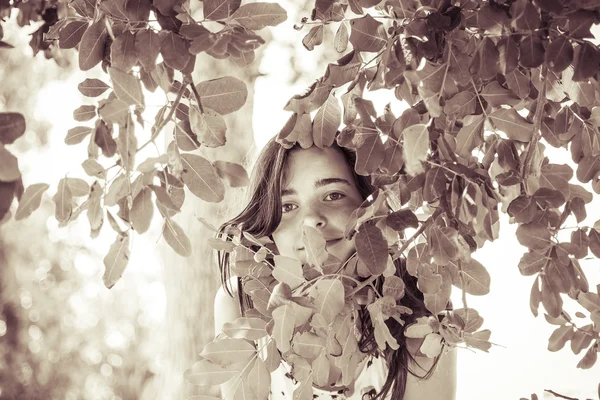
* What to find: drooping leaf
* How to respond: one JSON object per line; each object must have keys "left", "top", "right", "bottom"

{"left": 355, "top": 223, "right": 388, "bottom": 275}
{"left": 130, "top": 187, "right": 153, "bottom": 234}
{"left": 402, "top": 124, "right": 429, "bottom": 175}
{"left": 103, "top": 233, "right": 131, "bottom": 289}
{"left": 195, "top": 76, "right": 248, "bottom": 115}
{"left": 302, "top": 25, "right": 324, "bottom": 51}
{"left": 162, "top": 218, "right": 192, "bottom": 256}
{"left": 108, "top": 67, "right": 145, "bottom": 108}
{"left": 135, "top": 29, "right": 161, "bottom": 71}
{"left": 79, "top": 19, "right": 108, "bottom": 71}
{"left": 312, "top": 92, "right": 340, "bottom": 148}
{"left": 230, "top": 3, "right": 287, "bottom": 30}
{"left": 541, "top": 275, "right": 563, "bottom": 318}
{"left": 272, "top": 304, "right": 295, "bottom": 352}
{"left": 14, "top": 183, "right": 49, "bottom": 221}
{"left": 180, "top": 153, "right": 225, "bottom": 202}
{"left": 161, "top": 31, "right": 191, "bottom": 71}
{"left": 189, "top": 106, "right": 227, "bottom": 147}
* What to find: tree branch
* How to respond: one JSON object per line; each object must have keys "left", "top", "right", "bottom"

{"left": 521, "top": 64, "right": 548, "bottom": 194}
{"left": 186, "top": 73, "right": 205, "bottom": 114}
{"left": 136, "top": 79, "right": 188, "bottom": 154}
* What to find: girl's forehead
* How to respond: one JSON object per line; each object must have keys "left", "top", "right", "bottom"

{"left": 283, "top": 146, "right": 354, "bottom": 185}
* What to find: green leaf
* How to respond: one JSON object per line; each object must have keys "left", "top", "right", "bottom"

{"left": 576, "top": 344, "right": 598, "bottom": 369}
{"left": 541, "top": 275, "right": 562, "bottom": 318}
{"left": 334, "top": 22, "right": 349, "bottom": 53}
{"left": 480, "top": 81, "right": 520, "bottom": 108}
{"left": 354, "top": 133, "right": 384, "bottom": 176}
{"left": 310, "top": 279, "right": 345, "bottom": 324}
{"left": 302, "top": 25, "right": 324, "bottom": 51}
{"left": 66, "top": 178, "right": 90, "bottom": 197}
{"left": 111, "top": 31, "right": 138, "bottom": 72}
{"left": 272, "top": 304, "right": 295, "bottom": 352}
{"left": 108, "top": 67, "right": 145, "bottom": 108}
{"left": 356, "top": 223, "right": 388, "bottom": 275}
{"left": 135, "top": 29, "right": 161, "bottom": 72}
{"left": 59, "top": 20, "right": 88, "bottom": 49}
{"left": 0, "top": 113, "right": 25, "bottom": 145}
{"left": 103, "top": 233, "right": 130, "bottom": 289}
{"left": 497, "top": 36, "right": 519, "bottom": 74}
{"left": 184, "top": 358, "right": 238, "bottom": 386}
{"left": 516, "top": 222, "right": 552, "bottom": 251}
{"left": 64, "top": 126, "right": 92, "bottom": 145}
{"left": 533, "top": 187, "right": 565, "bottom": 208}
{"left": 160, "top": 31, "right": 190, "bottom": 71}
{"left": 428, "top": 225, "right": 458, "bottom": 266}
{"left": 576, "top": 155, "right": 600, "bottom": 183}
{"left": 545, "top": 36, "right": 573, "bottom": 73}
{"left": 248, "top": 357, "right": 271, "bottom": 398}
{"left": 195, "top": 76, "right": 248, "bottom": 115}
{"left": 349, "top": 14, "right": 386, "bottom": 52}
{"left": 489, "top": 108, "right": 533, "bottom": 142}
{"left": 518, "top": 251, "right": 546, "bottom": 276}
{"left": 455, "top": 258, "right": 490, "bottom": 296}
{"left": 312, "top": 92, "right": 340, "bottom": 148}
{"left": 519, "top": 35, "right": 545, "bottom": 68}
{"left": 573, "top": 42, "right": 600, "bottom": 81}
{"left": 402, "top": 124, "right": 429, "bottom": 175}
{"left": 504, "top": 69, "right": 530, "bottom": 99}
{"left": 455, "top": 114, "right": 484, "bottom": 158}
{"left": 507, "top": 196, "right": 537, "bottom": 224}
{"left": 292, "top": 331, "right": 326, "bottom": 361}
{"left": 124, "top": 0, "right": 151, "bottom": 21}
{"left": 423, "top": 278, "right": 451, "bottom": 315}
{"left": 530, "top": 276, "right": 541, "bottom": 317}
{"left": 386, "top": 209, "right": 418, "bottom": 232}
{"left": 180, "top": 153, "right": 225, "bottom": 202}
{"left": 418, "top": 265, "right": 443, "bottom": 294}
{"left": 162, "top": 218, "right": 192, "bottom": 256}
{"left": 444, "top": 92, "right": 477, "bottom": 119}
{"left": 14, "top": 183, "right": 49, "bottom": 221}
{"left": 230, "top": 3, "right": 287, "bottom": 30}
{"left": 0, "top": 144, "right": 20, "bottom": 182}
{"left": 222, "top": 317, "right": 267, "bottom": 341}
{"left": 454, "top": 308, "right": 484, "bottom": 333}
{"left": 189, "top": 106, "right": 227, "bottom": 147}
{"left": 79, "top": 19, "right": 108, "bottom": 71}
{"left": 212, "top": 160, "right": 249, "bottom": 188}
{"left": 82, "top": 158, "right": 106, "bottom": 179}
{"left": 203, "top": 0, "right": 241, "bottom": 20}
{"left": 200, "top": 337, "right": 256, "bottom": 365}
{"left": 94, "top": 119, "right": 118, "bottom": 157}
{"left": 302, "top": 225, "right": 328, "bottom": 270}
{"left": 130, "top": 187, "right": 153, "bottom": 234}
{"left": 78, "top": 78, "right": 111, "bottom": 97}
{"left": 73, "top": 105, "right": 96, "bottom": 122}
{"left": 272, "top": 255, "right": 306, "bottom": 290}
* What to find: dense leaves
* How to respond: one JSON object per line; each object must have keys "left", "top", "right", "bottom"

{"left": 4, "top": 0, "right": 600, "bottom": 398}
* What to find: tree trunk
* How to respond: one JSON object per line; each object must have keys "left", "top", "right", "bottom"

{"left": 149, "top": 52, "right": 261, "bottom": 400}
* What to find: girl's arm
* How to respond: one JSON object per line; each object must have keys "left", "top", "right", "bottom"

{"left": 213, "top": 279, "right": 243, "bottom": 399}
{"left": 403, "top": 338, "right": 458, "bottom": 400}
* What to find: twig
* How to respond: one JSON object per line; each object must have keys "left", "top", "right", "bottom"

{"left": 137, "top": 79, "right": 188, "bottom": 154}
{"left": 186, "top": 73, "right": 205, "bottom": 114}
{"left": 391, "top": 206, "right": 443, "bottom": 261}
{"left": 521, "top": 64, "right": 548, "bottom": 194}
{"left": 543, "top": 389, "right": 579, "bottom": 400}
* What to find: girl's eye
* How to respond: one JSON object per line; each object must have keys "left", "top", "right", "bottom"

{"left": 326, "top": 192, "right": 345, "bottom": 201}
{"left": 282, "top": 203, "right": 297, "bottom": 213}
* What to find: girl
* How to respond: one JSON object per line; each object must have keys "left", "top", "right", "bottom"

{"left": 213, "top": 135, "right": 457, "bottom": 399}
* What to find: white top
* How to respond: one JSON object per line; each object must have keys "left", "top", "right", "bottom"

{"left": 257, "top": 337, "right": 390, "bottom": 400}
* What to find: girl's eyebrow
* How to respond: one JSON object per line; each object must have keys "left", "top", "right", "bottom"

{"left": 281, "top": 178, "right": 352, "bottom": 197}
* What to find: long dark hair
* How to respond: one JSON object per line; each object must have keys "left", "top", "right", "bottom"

{"left": 216, "top": 135, "right": 440, "bottom": 399}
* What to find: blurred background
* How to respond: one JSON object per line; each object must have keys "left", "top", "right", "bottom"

{"left": 0, "top": 2, "right": 599, "bottom": 399}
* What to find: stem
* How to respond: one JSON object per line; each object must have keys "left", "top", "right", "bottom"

{"left": 469, "top": 77, "right": 488, "bottom": 119}
{"left": 543, "top": 389, "right": 578, "bottom": 400}
{"left": 391, "top": 207, "right": 443, "bottom": 261}
{"left": 137, "top": 80, "right": 188, "bottom": 154}
{"left": 186, "top": 73, "right": 205, "bottom": 114}
{"left": 521, "top": 64, "right": 548, "bottom": 194}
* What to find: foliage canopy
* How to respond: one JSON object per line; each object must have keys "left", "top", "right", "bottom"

{"left": 2, "top": 0, "right": 600, "bottom": 398}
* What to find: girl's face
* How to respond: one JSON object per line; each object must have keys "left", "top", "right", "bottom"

{"left": 272, "top": 146, "right": 364, "bottom": 265}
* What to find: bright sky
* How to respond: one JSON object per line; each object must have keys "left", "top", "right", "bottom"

{"left": 6, "top": 5, "right": 600, "bottom": 399}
